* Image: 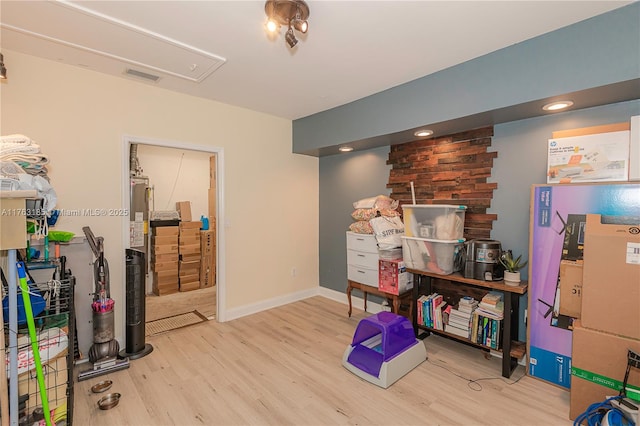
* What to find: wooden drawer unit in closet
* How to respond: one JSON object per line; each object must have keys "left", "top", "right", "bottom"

{"left": 346, "top": 231, "right": 379, "bottom": 288}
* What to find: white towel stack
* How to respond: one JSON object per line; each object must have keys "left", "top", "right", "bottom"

{"left": 0, "top": 134, "right": 50, "bottom": 180}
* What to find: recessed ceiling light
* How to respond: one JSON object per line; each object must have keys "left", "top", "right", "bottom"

{"left": 338, "top": 146, "right": 353, "bottom": 152}
{"left": 542, "top": 101, "right": 574, "bottom": 111}
{"left": 414, "top": 129, "right": 433, "bottom": 137}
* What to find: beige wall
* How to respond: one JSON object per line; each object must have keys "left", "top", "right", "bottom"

{"left": 0, "top": 51, "right": 319, "bottom": 339}
{"left": 136, "top": 145, "right": 211, "bottom": 221}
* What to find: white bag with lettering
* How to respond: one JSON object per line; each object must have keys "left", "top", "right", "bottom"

{"left": 369, "top": 216, "right": 405, "bottom": 250}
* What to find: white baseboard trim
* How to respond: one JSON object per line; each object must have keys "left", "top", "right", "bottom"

{"left": 224, "top": 287, "right": 319, "bottom": 321}
{"left": 318, "top": 287, "right": 385, "bottom": 315}
{"left": 225, "top": 286, "right": 387, "bottom": 322}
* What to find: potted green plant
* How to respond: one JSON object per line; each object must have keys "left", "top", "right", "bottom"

{"left": 499, "top": 250, "right": 528, "bottom": 285}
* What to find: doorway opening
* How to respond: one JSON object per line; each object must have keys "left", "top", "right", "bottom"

{"left": 121, "top": 135, "right": 226, "bottom": 339}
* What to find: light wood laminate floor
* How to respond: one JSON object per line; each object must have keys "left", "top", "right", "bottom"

{"left": 74, "top": 296, "right": 571, "bottom": 425}
{"left": 145, "top": 286, "right": 216, "bottom": 322}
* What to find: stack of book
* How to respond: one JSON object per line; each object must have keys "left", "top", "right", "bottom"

{"left": 471, "top": 292, "right": 504, "bottom": 349}
{"left": 444, "top": 297, "right": 477, "bottom": 338}
{"left": 417, "top": 293, "right": 448, "bottom": 331}
{"left": 476, "top": 291, "right": 504, "bottom": 319}
{"left": 458, "top": 296, "right": 479, "bottom": 314}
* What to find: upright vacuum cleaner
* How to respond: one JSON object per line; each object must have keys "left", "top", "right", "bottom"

{"left": 78, "top": 227, "right": 130, "bottom": 381}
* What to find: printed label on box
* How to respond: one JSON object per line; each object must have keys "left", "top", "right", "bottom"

{"left": 529, "top": 347, "right": 572, "bottom": 388}
{"left": 627, "top": 242, "right": 640, "bottom": 265}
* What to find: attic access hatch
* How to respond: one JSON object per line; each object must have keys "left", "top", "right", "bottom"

{"left": 0, "top": 1, "right": 226, "bottom": 83}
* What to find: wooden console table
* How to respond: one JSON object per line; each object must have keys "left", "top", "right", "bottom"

{"left": 407, "top": 269, "right": 528, "bottom": 378}
{"left": 346, "top": 280, "right": 412, "bottom": 318}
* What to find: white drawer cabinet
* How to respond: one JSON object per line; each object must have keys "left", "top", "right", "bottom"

{"left": 347, "top": 249, "right": 379, "bottom": 269}
{"left": 346, "top": 232, "right": 378, "bottom": 288}
{"left": 347, "top": 265, "right": 378, "bottom": 287}
{"left": 346, "top": 232, "right": 378, "bottom": 253}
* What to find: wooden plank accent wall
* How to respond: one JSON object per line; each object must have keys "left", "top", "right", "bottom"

{"left": 387, "top": 126, "right": 497, "bottom": 240}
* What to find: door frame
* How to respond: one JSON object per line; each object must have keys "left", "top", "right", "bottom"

{"left": 121, "top": 135, "right": 227, "bottom": 329}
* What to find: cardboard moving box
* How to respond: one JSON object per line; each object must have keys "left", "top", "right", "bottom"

{"left": 570, "top": 320, "right": 640, "bottom": 420}
{"left": 152, "top": 260, "right": 179, "bottom": 272}
{"left": 558, "top": 260, "right": 583, "bottom": 318}
{"left": 150, "top": 252, "right": 179, "bottom": 263}
{"left": 153, "top": 283, "right": 175, "bottom": 294}
{"left": 179, "top": 221, "right": 202, "bottom": 230}
{"left": 179, "top": 229, "right": 201, "bottom": 239}
{"left": 151, "top": 244, "right": 179, "bottom": 255}
{"left": 180, "top": 281, "right": 200, "bottom": 292}
{"left": 179, "top": 273, "right": 200, "bottom": 292}
{"left": 176, "top": 201, "right": 192, "bottom": 222}
{"left": 178, "top": 244, "right": 201, "bottom": 256}
{"left": 200, "top": 255, "right": 215, "bottom": 288}
{"left": 200, "top": 230, "right": 214, "bottom": 255}
{"left": 179, "top": 260, "right": 200, "bottom": 276}
{"left": 153, "top": 226, "right": 179, "bottom": 237}
{"left": 581, "top": 214, "right": 640, "bottom": 340}
{"left": 151, "top": 235, "right": 178, "bottom": 245}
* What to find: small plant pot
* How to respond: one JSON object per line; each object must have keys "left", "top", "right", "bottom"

{"left": 503, "top": 271, "right": 521, "bottom": 285}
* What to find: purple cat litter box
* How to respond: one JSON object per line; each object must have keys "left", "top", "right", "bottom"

{"left": 342, "top": 311, "right": 427, "bottom": 388}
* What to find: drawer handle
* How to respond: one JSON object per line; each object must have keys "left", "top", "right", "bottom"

{"left": 356, "top": 238, "right": 365, "bottom": 241}
{"left": 357, "top": 254, "right": 366, "bottom": 257}
{"left": 357, "top": 270, "right": 365, "bottom": 274}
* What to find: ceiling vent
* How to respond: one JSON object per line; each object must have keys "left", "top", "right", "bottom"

{"left": 125, "top": 68, "right": 161, "bottom": 83}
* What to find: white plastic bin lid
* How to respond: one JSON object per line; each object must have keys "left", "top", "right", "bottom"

{"left": 401, "top": 236, "right": 466, "bottom": 244}
{"left": 402, "top": 204, "right": 467, "bottom": 210}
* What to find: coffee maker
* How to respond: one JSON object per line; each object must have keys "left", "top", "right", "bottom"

{"left": 464, "top": 239, "right": 504, "bottom": 281}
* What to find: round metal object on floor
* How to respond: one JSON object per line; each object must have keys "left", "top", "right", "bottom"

{"left": 97, "top": 393, "right": 121, "bottom": 410}
{"left": 91, "top": 380, "right": 113, "bottom": 393}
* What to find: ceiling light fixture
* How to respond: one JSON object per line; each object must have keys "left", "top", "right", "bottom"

{"left": 542, "top": 101, "right": 574, "bottom": 111}
{"left": 265, "top": 0, "right": 310, "bottom": 48}
{"left": 285, "top": 27, "right": 298, "bottom": 48}
{"left": 339, "top": 146, "right": 354, "bottom": 152}
{"left": 0, "top": 54, "right": 7, "bottom": 79}
{"left": 414, "top": 129, "right": 433, "bottom": 137}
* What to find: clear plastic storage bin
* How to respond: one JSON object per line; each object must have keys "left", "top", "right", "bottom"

{"left": 402, "top": 204, "right": 466, "bottom": 240}
{"left": 401, "top": 236, "right": 465, "bottom": 275}
{"left": 378, "top": 247, "right": 403, "bottom": 260}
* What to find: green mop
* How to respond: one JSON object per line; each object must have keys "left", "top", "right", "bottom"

{"left": 16, "top": 261, "right": 52, "bottom": 426}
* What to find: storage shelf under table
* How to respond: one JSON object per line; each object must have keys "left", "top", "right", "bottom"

{"left": 407, "top": 269, "right": 528, "bottom": 378}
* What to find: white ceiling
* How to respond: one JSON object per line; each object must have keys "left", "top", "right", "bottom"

{"left": 0, "top": 1, "right": 632, "bottom": 120}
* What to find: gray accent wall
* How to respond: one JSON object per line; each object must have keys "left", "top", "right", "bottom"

{"left": 320, "top": 99, "right": 640, "bottom": 341}
{"left": 490, "top": 100, "right": 640, "bottom": 266}
{"left": 491, "top": 99, "right": 640, "bottom": 340}
{"left": 313, "top": 2, "right": 639, "bottom": 340}
{"left": 295, "top": 2, "right": 640, "bottom": 154}
{"left": 319, "top": 146, "right": 391, "bottom": 295}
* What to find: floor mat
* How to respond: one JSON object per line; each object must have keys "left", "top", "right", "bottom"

{"left": 145, "top": 311, "right": 208, "bottom": 336}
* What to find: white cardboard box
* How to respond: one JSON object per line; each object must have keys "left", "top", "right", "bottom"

{"left": 547, "top": 130, "right": 630, "bottom": 183}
